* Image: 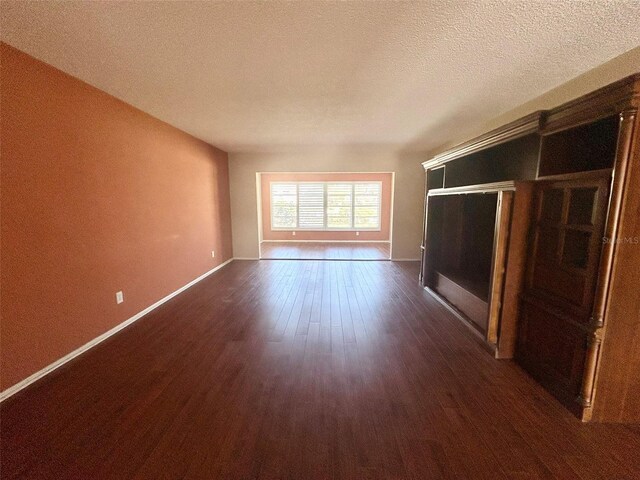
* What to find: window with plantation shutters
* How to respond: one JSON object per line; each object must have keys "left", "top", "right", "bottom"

{"left": 354, "top": 182, "right": 381, "bottom": 229}
{"left": 270, "top": 181, "right": 382, "bottom": 231}
{"left": 326, "top": 183, "right": 353, "bottom": 229}
{"left": 271, "top": 183, "right": 297, "bottom": 228}
{"left": 298, "top": 183, "right": 324, "bottom": 229}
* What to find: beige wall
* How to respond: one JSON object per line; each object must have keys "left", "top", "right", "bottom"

{"left": 229, "top": 48, "right": 639, "bottom": 261}
{"left": 229, "top": 149, "right": 425, "bottom": 260}
{"left": 427, "top": 47, "right": 640, "bottom": 157}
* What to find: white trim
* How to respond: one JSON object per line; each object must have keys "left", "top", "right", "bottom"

{"left": 260, "top": 240, "right": 390, "bottom": 244}
{"left": 256, "top": 174, "right": 263, "bottom": 244}
{"left": 389, "top": 172, "right": 396, "bottom": 259}
{"left": 257, "top": 173, "right": 264, "bottom": 259}
{"left": 259, "top": 171, "right": 394, "bottom": 174}
{"left": 391, "top": 258, "right": 421, "bottom": 261}
{"left": 232, "top": 257, "right": 260, "bottom": 260}
{"left": 261, "top": 258, "right": 390, "bottom": 262}
{"left": 270, "top": 227, "right": 382, "bottom": 232}
{"left": 0, "top": 258, "right": 234, "bottom": 403}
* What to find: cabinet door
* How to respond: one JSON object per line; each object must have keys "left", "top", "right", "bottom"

{"left": 516, "top": 177, "right": 609, "bottom": 410}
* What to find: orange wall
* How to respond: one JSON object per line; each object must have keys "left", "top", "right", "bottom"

{"left": 0, "top": 44, "right": 233, "bottom": 391}
{"left": 260, "top": 172, "right": 392, "bottom": 241}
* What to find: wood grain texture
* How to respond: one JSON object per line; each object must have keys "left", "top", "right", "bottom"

{"left": 2, "top": 260, "right": 640, "bottom": 479}
{"left": 517, "top": 176, "right": 611, "bottom": 418}
{"left": 486, "top": 190, "right": 513, "bottom": 345}
{"left": 434, "top": 271, "right": 488, "bottom": 331}
{"left": 420, "top": 74, "right": 640, "bottom": 422}
{"left": 592, "top": 109, "right": 640, "bottom": 422}
{"left": 496, "top": 182, "right": 534, "bottom": 359}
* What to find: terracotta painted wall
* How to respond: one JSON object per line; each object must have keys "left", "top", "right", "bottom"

{"left": 260, "top": 172, "right": 392, "bottom": 242}
{"left": 0, "top": 44, "right": 233, "bottom": 391}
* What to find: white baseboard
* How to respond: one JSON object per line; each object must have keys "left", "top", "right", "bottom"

{"left": 260, "top": 240, "right": 390, "bottom": 244}
{"left": 260, "top": 258, "right": 390, "bottom": 262}
{"left": 232, "top": 257, "right": 260, "bottom": 260}
{"left": 0, "top": 257, "right": 234, "bottom": 403}
{"left": 391, "top": 258, "right": 421, "bottom": 261}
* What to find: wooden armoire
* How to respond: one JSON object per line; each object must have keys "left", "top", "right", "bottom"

{"left": 420, "top": 74, "right": 640, "bottom": 422}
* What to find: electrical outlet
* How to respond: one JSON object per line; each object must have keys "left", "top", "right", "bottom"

{"left": 211, "top": 250, "right": 215, "bottom": 258}
{"left": 292, "top": 231, "right": 296, "bottom": 236}
{"left": 116, "top": 291, "right": 124, "bottom": 304}
{"left": 356, "top": 231, "right": 360, "bottom": 236}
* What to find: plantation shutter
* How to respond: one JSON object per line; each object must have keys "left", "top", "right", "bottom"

{"left": 326, "top": 183, "right": 353, "bottom": 228}
{"left": 298, "top": 183, "right": 325, "bottom": 229}
{"left": 354, "top": 183, "right": 382, "bottom": 229}
{"left": 271, "top": 183, "right": 298, "bottom": 228}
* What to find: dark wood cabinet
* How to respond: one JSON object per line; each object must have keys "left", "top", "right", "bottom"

{"left": 427, "top": 192, "right": 498, "bottom": 332}
{"left": 424, "top": 190, "right": 514, "bottom": 343}
{"left": 525, "top": 178, "right": 609, "bottom": 315}
{"left": 517, "top": 177, "right": 610, "bottom": 415}
{"left": 420, "top": 73, "right": 640, "bottom": 422}
{"left": 421, "top": 114, "right": 543, "bottom": 357}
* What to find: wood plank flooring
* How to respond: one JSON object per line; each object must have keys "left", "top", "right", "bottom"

{"left": 2, "top": 260, "right": 640, "bottom": 479}
{"left": 260, "top": 241, "right": 390, "bottom": 260}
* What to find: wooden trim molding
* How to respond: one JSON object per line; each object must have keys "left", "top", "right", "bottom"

{"left": 579, "top": 108, "right": 639, "bottom": 416}
{"left": 427, "top": 181, "right": 516, "bottom": 196}
{"left": 543, "top": 74, "right": 640, "bottom": 134}
{"left": 422, "top": 111, "right": 545, "bottom": 170}
{"left": 535, "top": 168, "right": 613, "bottom": 183}
{"left": 486, "top": 191, "right": 513, "bottom": 346}
{"left": 422, "top": 74, "right": 640, "bottom": 172}
{"left": 496, "top": 182, "right": 534, "bottom": 359}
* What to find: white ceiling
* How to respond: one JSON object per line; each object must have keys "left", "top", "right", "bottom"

{"left": 2, "top": 1, "right": 640, "bottom": 153}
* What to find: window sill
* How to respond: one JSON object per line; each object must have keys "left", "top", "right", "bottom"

{"left": 271, "top": 228, "right": 382, "bottom": 233}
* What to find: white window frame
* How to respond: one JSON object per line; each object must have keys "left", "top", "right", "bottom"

{"left": 270, "top": 180, "right": 382, "bottom": 231}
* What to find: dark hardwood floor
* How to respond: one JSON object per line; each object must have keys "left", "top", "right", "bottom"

{"left": 260, "top": 241, "right": 390, "bottom": 260}
{"left": 2, "top": 260, "right": 640, "bottom": 479}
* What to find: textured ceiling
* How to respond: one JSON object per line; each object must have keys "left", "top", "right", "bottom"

{"left": 2, "top": 1, "right": 640, "bottom": 153}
